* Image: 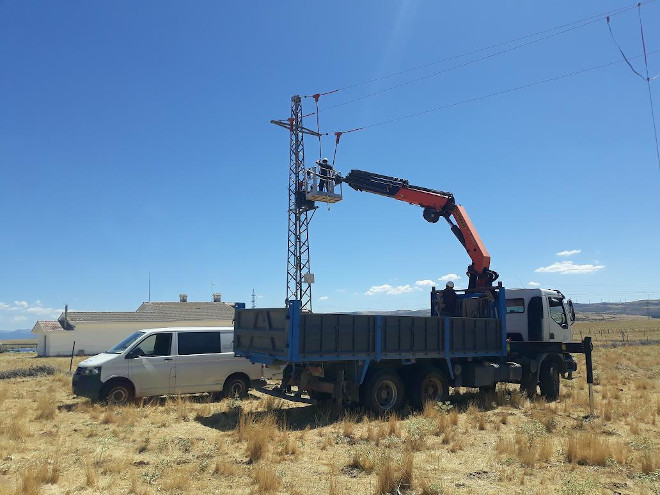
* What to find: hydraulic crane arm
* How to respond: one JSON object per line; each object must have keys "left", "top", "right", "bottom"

{"left": 335, "top": 169, "right": 499, "bottom": 289}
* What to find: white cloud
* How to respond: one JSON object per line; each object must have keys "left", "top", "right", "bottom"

{"left": 556, "top": 249, "right": 581, "bottom": 257}
{"left": 528, "top": 281, "right": 541, "bottom": 287}
{"left": 439, "top": 274, "right": 461, "bottom": 282}
{"left": 319, "top": 296, "right": 329, "bottom": 301}
{"left": 535, "top": 261, "right": 605, "bottom": 274}
{"left": 365, "top": 284, "right": 415, "bottom": 296}
{"left": 336, "top": 289, "right": 346, "bottom": 294}
{"left": 0, "top": 300, "right": 62, "bottom": 323}
{"left": 415, "top": 280, "right": 435, "bottom": 287}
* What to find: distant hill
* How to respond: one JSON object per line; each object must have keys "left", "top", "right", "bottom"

{"left": 574, "top": 300, "right": 660, "bottom": 319}
{"left": 348, "top": 299, "right": 659, "bottom": 319}
{"left": 0, "top": 329, "right": 35, "bottom": 341}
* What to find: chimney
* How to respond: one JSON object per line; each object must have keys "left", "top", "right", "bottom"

{"left": 179, "top": 293, "right": 188, "bottom": 303}
{"left": 212, "top": 293, "right": 222, "bottom": 303}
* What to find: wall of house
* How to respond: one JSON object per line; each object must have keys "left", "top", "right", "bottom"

{"left": 36, "top": 319, "right": 233, "bottom": 357}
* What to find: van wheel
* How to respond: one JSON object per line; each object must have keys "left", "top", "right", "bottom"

{"left": 360, "top": 368, "right": 405, "bottom": 415}
{"left": 539, "top": 361, "right": 560, "bottom": 401}
{"left": 103, "top": 382, "right": 134, "bottom": 406}
{"left": 224, "top": 375, "right": 250, "bottom": 399}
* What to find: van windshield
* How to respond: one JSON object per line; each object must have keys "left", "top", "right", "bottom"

{"left": 106, "top": 331, "right": 147, "bottom": 354}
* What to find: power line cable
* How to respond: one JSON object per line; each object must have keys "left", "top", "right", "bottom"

{"left": 332, "top": 49, "right": 660, "bottom": 135}
{"left": 637, "top": 5, "right": 660, "bottom": 169}
{"left": 302, "top": 1, "right": 653, "bottom": 109}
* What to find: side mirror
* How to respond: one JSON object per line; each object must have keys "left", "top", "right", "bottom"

{"left": 568, "top": 299, "right": 576, "bottom": 323}
{"left": 125, "top": 349, "right": 140, "bottom": 359}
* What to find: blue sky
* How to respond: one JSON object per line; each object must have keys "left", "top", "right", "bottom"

{"left": 1, "top": 1, "right": 659, "bottom": 329}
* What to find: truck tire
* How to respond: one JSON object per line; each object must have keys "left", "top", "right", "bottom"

{"left": 408, "top": 368, "right": 449, "bottom": 409}
{"left": 539, "top": 360, "right": 560, "bottom": 401}
{"left": 360, "top": 368, "right": 405, "bottom": 414}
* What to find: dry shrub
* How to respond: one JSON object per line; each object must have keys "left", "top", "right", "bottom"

{"left": 237, "top": 412, "right": 278, "bottom": 463}
{"left": 628, "top": 421, "right": 641, "bottom": 435}
{"left": 100, "top": 409, "right": 118, "bottom": 425}
{"left": 341, "top": 414, "right": 356, "bottom": 438}
{"left": 85, "top": 461, "right": 97, "bottom": 486}
{"left": 374, "top": 458, "right": 398, "bottom": 495}
{"left": 386, "top": 413, "right": 400, "bottom": 436}
{"left": 5, "top": 417, "right": 30, "bottom": 441}
{"left": 0, "top": 384, "right": 9, "bottom": 404}
{"left": 448, "top": 436, "right": 464, "bottom": 453}
{"left": 283, "top": 435, "right": 300, "bottom": 457}
{"left": 640, "top": 450, "right": 657, "bottom": 474}
{"left": 565, "top": 433, "right": 611, "bottom": 466}
{"left": 34, "top": 395, "right": 56, "bottom": 421}
{"left": 213, "top": 458, "right": 237, "bottom": 476}
{"left": 319, "top": 435, "right": 334, "bottom": 450}
{"left": 499, "top": 413, "right": 509, "bottom": 425}
{"left": 508, "top": 390, "right": 528, "bottom": 409}
{"left": 162, "top": 468, "right": 190, "bottom": 491}
{"left": 531, "top": 409, "right": 557, "bottom": 433}
{"left": 497, "top": 434, "right": 554, "bottom": 467}
{"left": 602, "top": 400, "right": 613, "bottom": 421}
{"left": 448, "top": 409, "right": 459, "bottom": 426}
{"left": 347, "top": 447, "right": 378, "bottom": 473}
{"left": 253, "top": 464, "right": 280, "bottom": 493}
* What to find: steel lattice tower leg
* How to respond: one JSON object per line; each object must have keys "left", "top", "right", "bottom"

{"left": 286, "top": 95, "right": 313, "bottom": 311}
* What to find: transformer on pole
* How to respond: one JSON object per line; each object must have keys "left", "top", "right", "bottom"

{"left": 271, "top": 95, "right": 321, "bottom": 312}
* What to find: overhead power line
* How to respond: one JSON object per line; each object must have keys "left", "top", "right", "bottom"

{"left": 332, "top": 49, "right": 660, "bottom": 135}
{"left": 302, "top": 0, "right": 654, "bottom": 112}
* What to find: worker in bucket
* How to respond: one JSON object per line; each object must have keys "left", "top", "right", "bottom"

{"left": 441, "top": 281, "right": 457, "bottom": 316}
{"left": 317, "top": 157, "right": 333, "bottom": 192}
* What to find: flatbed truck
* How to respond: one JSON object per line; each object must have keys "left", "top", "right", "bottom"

{"left": 234, "top": 286, "right": 593, "bottom": 414}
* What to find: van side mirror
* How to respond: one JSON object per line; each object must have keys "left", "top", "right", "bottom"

{"left": 125, "top": 349, "right": 141, "bottom": 359}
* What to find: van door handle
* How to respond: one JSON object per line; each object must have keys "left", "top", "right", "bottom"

{"left": 163, "top": 358, "right": 173, "bottom": 361}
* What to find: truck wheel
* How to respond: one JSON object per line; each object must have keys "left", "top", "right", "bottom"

{"left": 103, "top": 382, "right": 134, "bottom": 406}
{"left": 408, "top": 368, "right": 449, "bottom": 409}
{"left": 223, "top": 375, "right": 250, "bottom": 399}
{"left": 539, "top": 361, "right": 560, "bottom": 401}
{"left": 360, "top": 369, "right": 405, "bottom": 414}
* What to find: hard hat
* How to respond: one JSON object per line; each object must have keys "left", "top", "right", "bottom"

{"left": 446, "top": 281, "right": 454, "bottom": 288}
{"left": 321, "top": 158, "right": 329, "bottom": 163}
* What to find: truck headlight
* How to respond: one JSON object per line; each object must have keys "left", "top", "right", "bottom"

{"left": 79, "top": 366, "right": 101, "bottom": 375}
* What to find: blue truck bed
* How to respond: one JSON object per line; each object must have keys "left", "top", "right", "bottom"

{"left": 234, "top": 288, "right": 507, "bottom": 366}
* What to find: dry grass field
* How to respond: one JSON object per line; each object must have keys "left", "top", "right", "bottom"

{"left": 0, "top": 321, "right": 658, "bottom": 495}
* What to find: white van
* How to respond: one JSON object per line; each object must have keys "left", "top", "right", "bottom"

{"left": 72, "top": 327, "right": 264, "bottom": 405}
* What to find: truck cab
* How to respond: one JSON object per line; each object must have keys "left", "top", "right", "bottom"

{"left": 505, "top": 288, "right": 575, "bottom": 343}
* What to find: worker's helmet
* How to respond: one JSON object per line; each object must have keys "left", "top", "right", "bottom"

{"left": 446, "top": 281, "right": 454, "bottom": 288}
{"left": 321, "top": 158, "right": 329, "bottom": 164}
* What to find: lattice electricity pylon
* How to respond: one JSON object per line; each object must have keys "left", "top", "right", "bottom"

{"left": 271, "top": 95, "right": 321, "bottom": 312}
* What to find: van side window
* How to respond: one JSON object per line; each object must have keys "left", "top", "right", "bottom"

{"left": 134, "top": 333, "right": 172, "bottom": 357}
{"left": 178, "top": 332, "right": 222, "bottom": 355}
{"left": 548, "top": 297, "right": 568, "bottom": 329}
{"left": 506, "top": 298, "right": 525, "bottom": 314}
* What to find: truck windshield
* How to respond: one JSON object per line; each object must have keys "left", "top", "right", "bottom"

{"left": 106, "top": 331, "right": 146, "bottom": 354}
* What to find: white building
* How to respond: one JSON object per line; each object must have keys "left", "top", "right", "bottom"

{"left": 32, "top": 294, "right": 238, "bottom": 357}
